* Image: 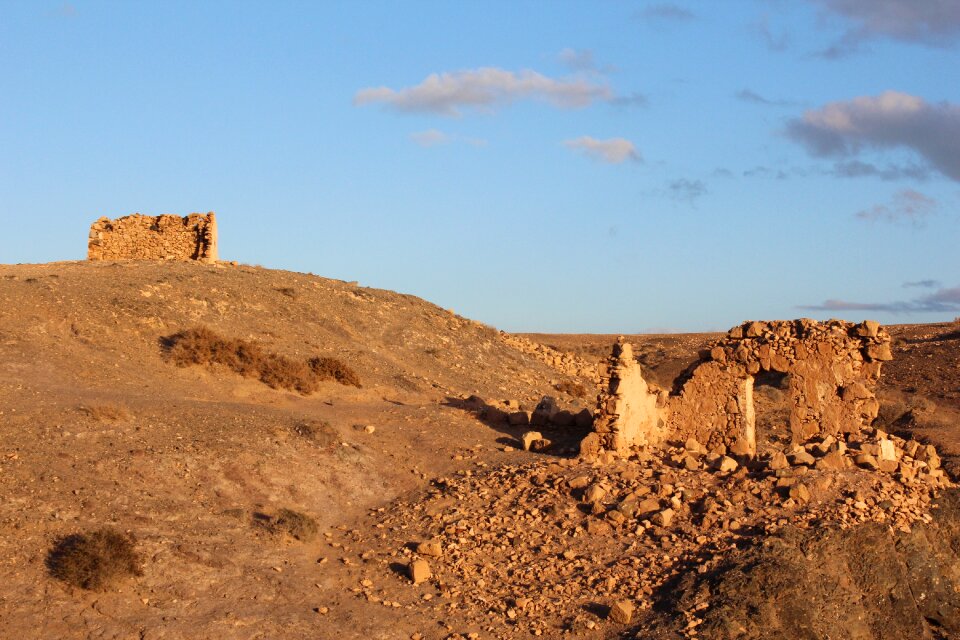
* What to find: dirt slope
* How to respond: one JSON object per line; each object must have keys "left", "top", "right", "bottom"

{"left": 0, "top": 260, "right": 957, "bottom": 640}
{"left": 0, "top": 261, "right": 591, "bottom": 640}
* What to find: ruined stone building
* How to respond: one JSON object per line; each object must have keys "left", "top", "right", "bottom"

{"left": 583, "top": 319, "right": 892, "bottom": 457}
{"left": 87, "top": 213, "right": 218, "bottom": 263}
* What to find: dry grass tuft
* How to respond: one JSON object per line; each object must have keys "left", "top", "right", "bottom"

{"left": 162, "top": 327, "right": 319, "bottom": 394}
{"left": 308, "top": 356, "right": 362, "bottom": 388}
{"left": 254, "top": 508, "right": 319, "bottom": 542}
{"left": 291, "top": 419, "right": 339, "bottom": 447}
{"left": 554, "top": 380, "right": 587, "bottom": 398}
{"left": 46, "top": 528, "right": 143, "bottom": 591}
{"left": 78, "top": 403, "right": 130, "bottom": 421}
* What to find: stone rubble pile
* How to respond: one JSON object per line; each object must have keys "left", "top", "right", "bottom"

{"left": 499, "top": 332, "right": 598, "bottom": 381}
{"left": 333, "top": 426, "right": 949, "bottom": 639}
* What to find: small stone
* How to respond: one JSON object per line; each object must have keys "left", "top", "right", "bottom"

{"left": 408, "top": 559, "right": 431, "bottom": 585}
{"left": 789, "top": 450, "right": 816, "bottom": 466}
{"left": 877, "top": 439, "right": 898, "bottom": 462}
{"left": 789, "top": 483, "right": 810, "bottom": 503}
{"left": 583, "top": 484, "right": 607, "bottom": 504}
{"left": 684, "top": 438, "right": 705, "bottom": 454}
{"left": 636, "top": 497, "right": 661, "bottom": 515}
{"left": 878, "top": 458, "right": 899, "bottom": 473}
{"left": 768, "top": 451, "right": 789, "bottom": 471}
{"left": 854, "top": 454, "right": 879, "bottom": 470}
{"left": 652, "top": 508, "right": 675, "bottom": 527}
{"left": 608, "top": 600, "right": 635, "bottom": 624}
{"left": 417, "top": 539, "right": 443, "bottom": 557}
{"left": 568, "top": 475, "right": 591, "bottom": 490}
{"left": 521, "top": 431, "right": 543, "bottom": 451}
{"left": 816, "top": 451, "right": 847, "bottom": 471}
{"left": 529, "top": 438, "right": 552, "bottom": 453}
{"left": 715, "top": 456, "right": 738, "bottom": 473}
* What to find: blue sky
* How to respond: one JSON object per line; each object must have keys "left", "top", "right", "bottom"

{"left": 1, "top": 1, "right": 958, "bottom": 332}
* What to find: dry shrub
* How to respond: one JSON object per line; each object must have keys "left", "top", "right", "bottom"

{"left": 78, "top": 403, "right": 130, "bottom": 421}
{"left": 554, "top": 380, "right": 587, "bottom": 398}
{"left": 291, "top": 419, "right": 338, "bottom": 447}
{"left": 308, "top": 356, "right": 362, "bottom": 388}
{"left": 258, "top": 354, "right": 319, "bottom": 395}
{"left": 162, "top": 327, "right": 318, "bottom": 395}
{"left": 47, "top": 528, "right": 143, "bottom": 591}
{"left": 275, "top": 286, "right": 298, "bottom": 299}
{"left": 254, "top": 508, "right": 318, "bottom": 542}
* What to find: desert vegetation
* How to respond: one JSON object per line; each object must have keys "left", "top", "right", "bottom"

{"left": 46, "top": 528, "right": 143, "bottom": 591}
{"left": 161, "top": 326, "right": 360, "bottom": 393}
{"left": 78, "top": 402, "right": 130, "bottom": 421}
{"left": 253, "top": 508, "right": 319, "bottom": 542}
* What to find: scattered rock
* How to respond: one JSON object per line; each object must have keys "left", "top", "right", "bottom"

{"left": 408, "top": 559, "right": 431, "bottom": 585}
{"left": 609, "top": 600, "right": 634, "bottom": 624}
{"left": 521, "top": 431, "right": 544, "bottom": 452}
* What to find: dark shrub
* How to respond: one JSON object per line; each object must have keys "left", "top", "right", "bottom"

{"left": 308, "top": 356, "right": 362, "bottom": 388}
{"left": 47, "top": 528, "right": 143, "bottom": 591}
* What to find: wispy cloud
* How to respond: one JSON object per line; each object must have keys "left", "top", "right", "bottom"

{"left": 639, "top": 4, "right": 696, "bottom": 22}
{"left": 830, "top": 159, "right": 931, "bottom": 181}
{"left": 564, "top": 136, "right": 641, "bottom": 164}
{"left": 810, "top": 0, "right": 960, "bottom": 55}
{"left": 667, "top": 178, "right": 707, "bottom": 201}
{"left": 354, "top": 67, "right": 611, "bottom": 116}
{"left": 409, "top": 129, "right": 486, "bottom": 148}
{"left": 410, "top": 129, "right": 450, "bottom": 147}
{"left": 610, "top": 92, "right": 649, "bottom": 109}
{"left": 557, "top": 48, "right": 614, "bottom": 74}
{"left": 743, "top": 166, "right": 789, "bottom": 179}
{"left": 854, "top": 189, "right": 938, "bottom": 225}
{"left": 751, "top": 14, "right": 789, "bottom": 51}
{"left": 735, "top": 89, "right": 794, "bottom": 107}
{"left": 800, "top": 284, "right": 960, "bottom": 313}
{"left": 903, "top": 279, "right": 941, "bottom": 289}
{"left": 786, "top": 91, "right": 960, "bottom": 182}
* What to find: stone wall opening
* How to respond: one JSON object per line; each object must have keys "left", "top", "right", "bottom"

{"left": 584, "top": 319, "right": 892, "bottom": 459}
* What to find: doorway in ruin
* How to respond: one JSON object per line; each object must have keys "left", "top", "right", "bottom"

{"left": 751, "top": 370, "right": 792, "bottom": 452}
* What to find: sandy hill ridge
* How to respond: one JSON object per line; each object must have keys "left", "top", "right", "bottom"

{"left": 0, "top": 260, "right": 595, "bottom": 639}
{"left": 1, "top": 260, "right": 959, "bottom": 640}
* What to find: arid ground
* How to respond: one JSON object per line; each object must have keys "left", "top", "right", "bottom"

{"left": 1, "top": 261, "right": 958, "bottom": 639}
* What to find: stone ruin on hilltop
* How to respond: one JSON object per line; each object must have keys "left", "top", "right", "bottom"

{"left": 582, "top": 318, "right": 893, "bottom": 458}
{"left": 87, "top": 212, "right": 218, "bottom": 263}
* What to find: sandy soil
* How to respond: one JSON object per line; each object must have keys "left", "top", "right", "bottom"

{"left": 0, "top": 260, "right": 956, "bottom": 639}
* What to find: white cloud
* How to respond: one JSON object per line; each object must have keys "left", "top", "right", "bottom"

{"left": 354, "top": 67, "right": 611, "bottom": 116}
{"left": 854, "top": 189, "right": 938, "bottom": 225}
{"left": 786, "top": 91, "right": 960, "bottom": 182}
{"left": 563, "top": 136, "right": 641, "bottom": 164}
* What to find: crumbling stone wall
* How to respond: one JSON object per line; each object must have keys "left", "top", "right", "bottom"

{"left": 87, "top": 213, "right": 218, "bottom": 263}
{"left": 581, "top": 339, "right": 667, "bottom": 456}
{"left": 585, "top": 319, "right": 892, "bottom": 457}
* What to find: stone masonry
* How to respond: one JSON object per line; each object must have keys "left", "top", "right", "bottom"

{"left": 87, "top": 213, "right": 218, "bottom": 263}
{"left": 584, "top": 319, "right": 892, "bottom": 458}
